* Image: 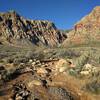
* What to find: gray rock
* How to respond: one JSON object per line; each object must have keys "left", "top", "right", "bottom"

{"left": 48, "top": 87, "right": 74, "bottom": 100}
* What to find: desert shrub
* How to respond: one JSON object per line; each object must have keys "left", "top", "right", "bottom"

{"left": 85, "top": 80, "right": 100, "bottom": 94}
{"left": 62, "top": 50, "right": 80, "bottom": 59}
{"left": 48, "top": 86, "right": 74, "bottom": 100}
{"left": 51, "top": 48, "right": 81, "bottom": 59}
{"left": 25, "top": 50, "right": 46, "bottom": 60}
{"left": 1, "top": 57, "right": 14, "bottom": 64}
{"left": 35, "top": 52, "right": 45, "bottom": 60}
{"left": 83, "top": 71, "right": 100, "bottom": 94}
{"left": 0, "top": 66, "right": 12, "bottom": 81}
{"left": 26, "top": 49, "right": 46, "bottom": 60}
{"left": 1, "top": 64, "right": 25, "bottom": 81}
{"left": 68, "top": 69, "right": 78, "bottom": 76}
{"left": 0, "top": 53, "right": 9, "bottom": 59}
{"left": 75, "top": 51, "right": 90, "bottom": 72}
{"left": 0, "top": 68, "right": 10, "bottom": 81}
{"left": 25, "top": 50, "right": 34, "bottom": 59}
{"left": 13, "top": 57, "right": 28, "bottom": 65}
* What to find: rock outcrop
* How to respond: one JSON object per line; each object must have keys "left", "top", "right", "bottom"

{"left": 0, "top": 11, "right": 67, "bottom": 47}
{"left": 62, "top": 6, "right": 100, "bottom": 47}
{"left": 10, "top": 82, "right": 30, "bottom": 100}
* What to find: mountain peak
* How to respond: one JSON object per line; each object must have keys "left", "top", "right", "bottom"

{"left": 0, "top": 11, "right": 67, "bottom": 47}
{"left": 62, "top": 6, "right": 100, "bottom": 47}
{"left": 93, "top": 6, "right": 100, "bottom": 11}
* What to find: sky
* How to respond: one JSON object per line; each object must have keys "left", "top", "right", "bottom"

{"left": 0, "top": 0, "right": 100, "bottom": 29}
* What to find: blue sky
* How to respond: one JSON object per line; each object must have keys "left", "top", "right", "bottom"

{"left": 0, "top": 0, "right": 100, "bottom": 29}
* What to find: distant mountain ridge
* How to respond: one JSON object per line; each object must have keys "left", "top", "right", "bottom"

{"left": 0, "top": 6, "right": 100, "bottom": 48}
{"left": 0, "top": 11, "right": 67, "bottom": 47}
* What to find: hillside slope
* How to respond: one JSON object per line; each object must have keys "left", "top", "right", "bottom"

{"left": 62, "top": 6, "right": 100, "bottom": 47}
{"left": 0, "top": 11, "right": 67, "bottom": 47}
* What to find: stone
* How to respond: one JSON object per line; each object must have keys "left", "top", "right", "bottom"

{"left": 32, "top": 62, "right": 36, "bottom": 66}
{"left": 29, "top": 59, "right": 33, "bottom": 63}
{"left": 84, "top": 63, "right": 92, "bottom": 70}
{"left": 37, "top": 68, "right": 48, "bottom": 74}
{"left": 11, "top": 82, "right": 30, "bottom": 100}
{"left": 80, "top": 64, "right": 98, "bottom": 76}
{"left": 80, "top": 70, "right": 90, "bottom": 75}
{"left": 28, "top": 80, "right": 42, "bottom": 87}
{"left": 16, "top": 95, "right": 23, "bottom": 100}
{"left": 36, "top": 60, "right": 40, "bottom": 64}
{"left": 55, "top": 58, "right": 67, "bottom": 69}
{"left": 59, "top": 67, "right": 67, "bottom": 72}
{"left": 53, "top": 58, "right": 71, "bottom": 73}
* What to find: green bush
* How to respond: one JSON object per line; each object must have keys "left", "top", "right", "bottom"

{"left": 13, "top": 57, "right": 28, "bottom": 65}
{"left": 1, "top": 57, "right": 14, "bottom": 64}
{"left": 75, "top": 51, "right": 90, "bottom": 72}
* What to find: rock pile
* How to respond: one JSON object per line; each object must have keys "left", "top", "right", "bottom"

{"left": 80, "top": 63, "right": 98, "bottom": 76}
{"left": 10, "top": 82, "right": 30, "bottom": 100}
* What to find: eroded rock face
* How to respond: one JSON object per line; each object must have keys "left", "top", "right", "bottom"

{"left": 0, "top": 11, "right": 67, "bottom": 47}
{"left": 74, "top": 6, "right": 100, "bottom": 36}
{"left": 62, "top": 6, "right": 100, "bottom": 47}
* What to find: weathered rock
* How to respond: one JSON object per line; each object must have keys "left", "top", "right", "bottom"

{"left": 29, "top": 59, "right": 33, "bottom": 63}
{"left": 0, "top": 11, "right": 67, "bottom": 47}
{"left": 62, "top": 6, "right": 100, "bottom": 47}
{"left": 80, "top": 70, "right": 90, "bottom": 75}
{"left": 31, "top": 62, "right": 36, "bottom": 66}
{"left": 83, "top": 64, "right": 92, "bottom": 70}
{"left": 59, "top": 66, "right": 67, "bottom": 72}
{"left": 80, "top": 63, "right": 98, "bottom": 76}
{"left": 36, "top": 68, "right": 48, "bottom": 74}
{"left": 11, "top": 82, "right": 30, "bottom": 100}
{"left": 28, "top": 80, "right": 42, "bottom": 87}
{"left": 54, "top": 58, "right": 73, "bottom": 73}
{"left": 55, "top": 59, "right": 67, "bottom": 69}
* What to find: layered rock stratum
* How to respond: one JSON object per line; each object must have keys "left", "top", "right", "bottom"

{"left": 0, "top": 11, "right": 67, "bottom": 47}
{"left": 62, "top": 6, "right": 100, "bottom": 47}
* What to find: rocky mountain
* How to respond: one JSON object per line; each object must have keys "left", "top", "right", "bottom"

{"left": 0, "top": 11, "right": 67, "bottom": 47}
{"left": 62, "top": 6, "right": 100, "bottom": 47}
